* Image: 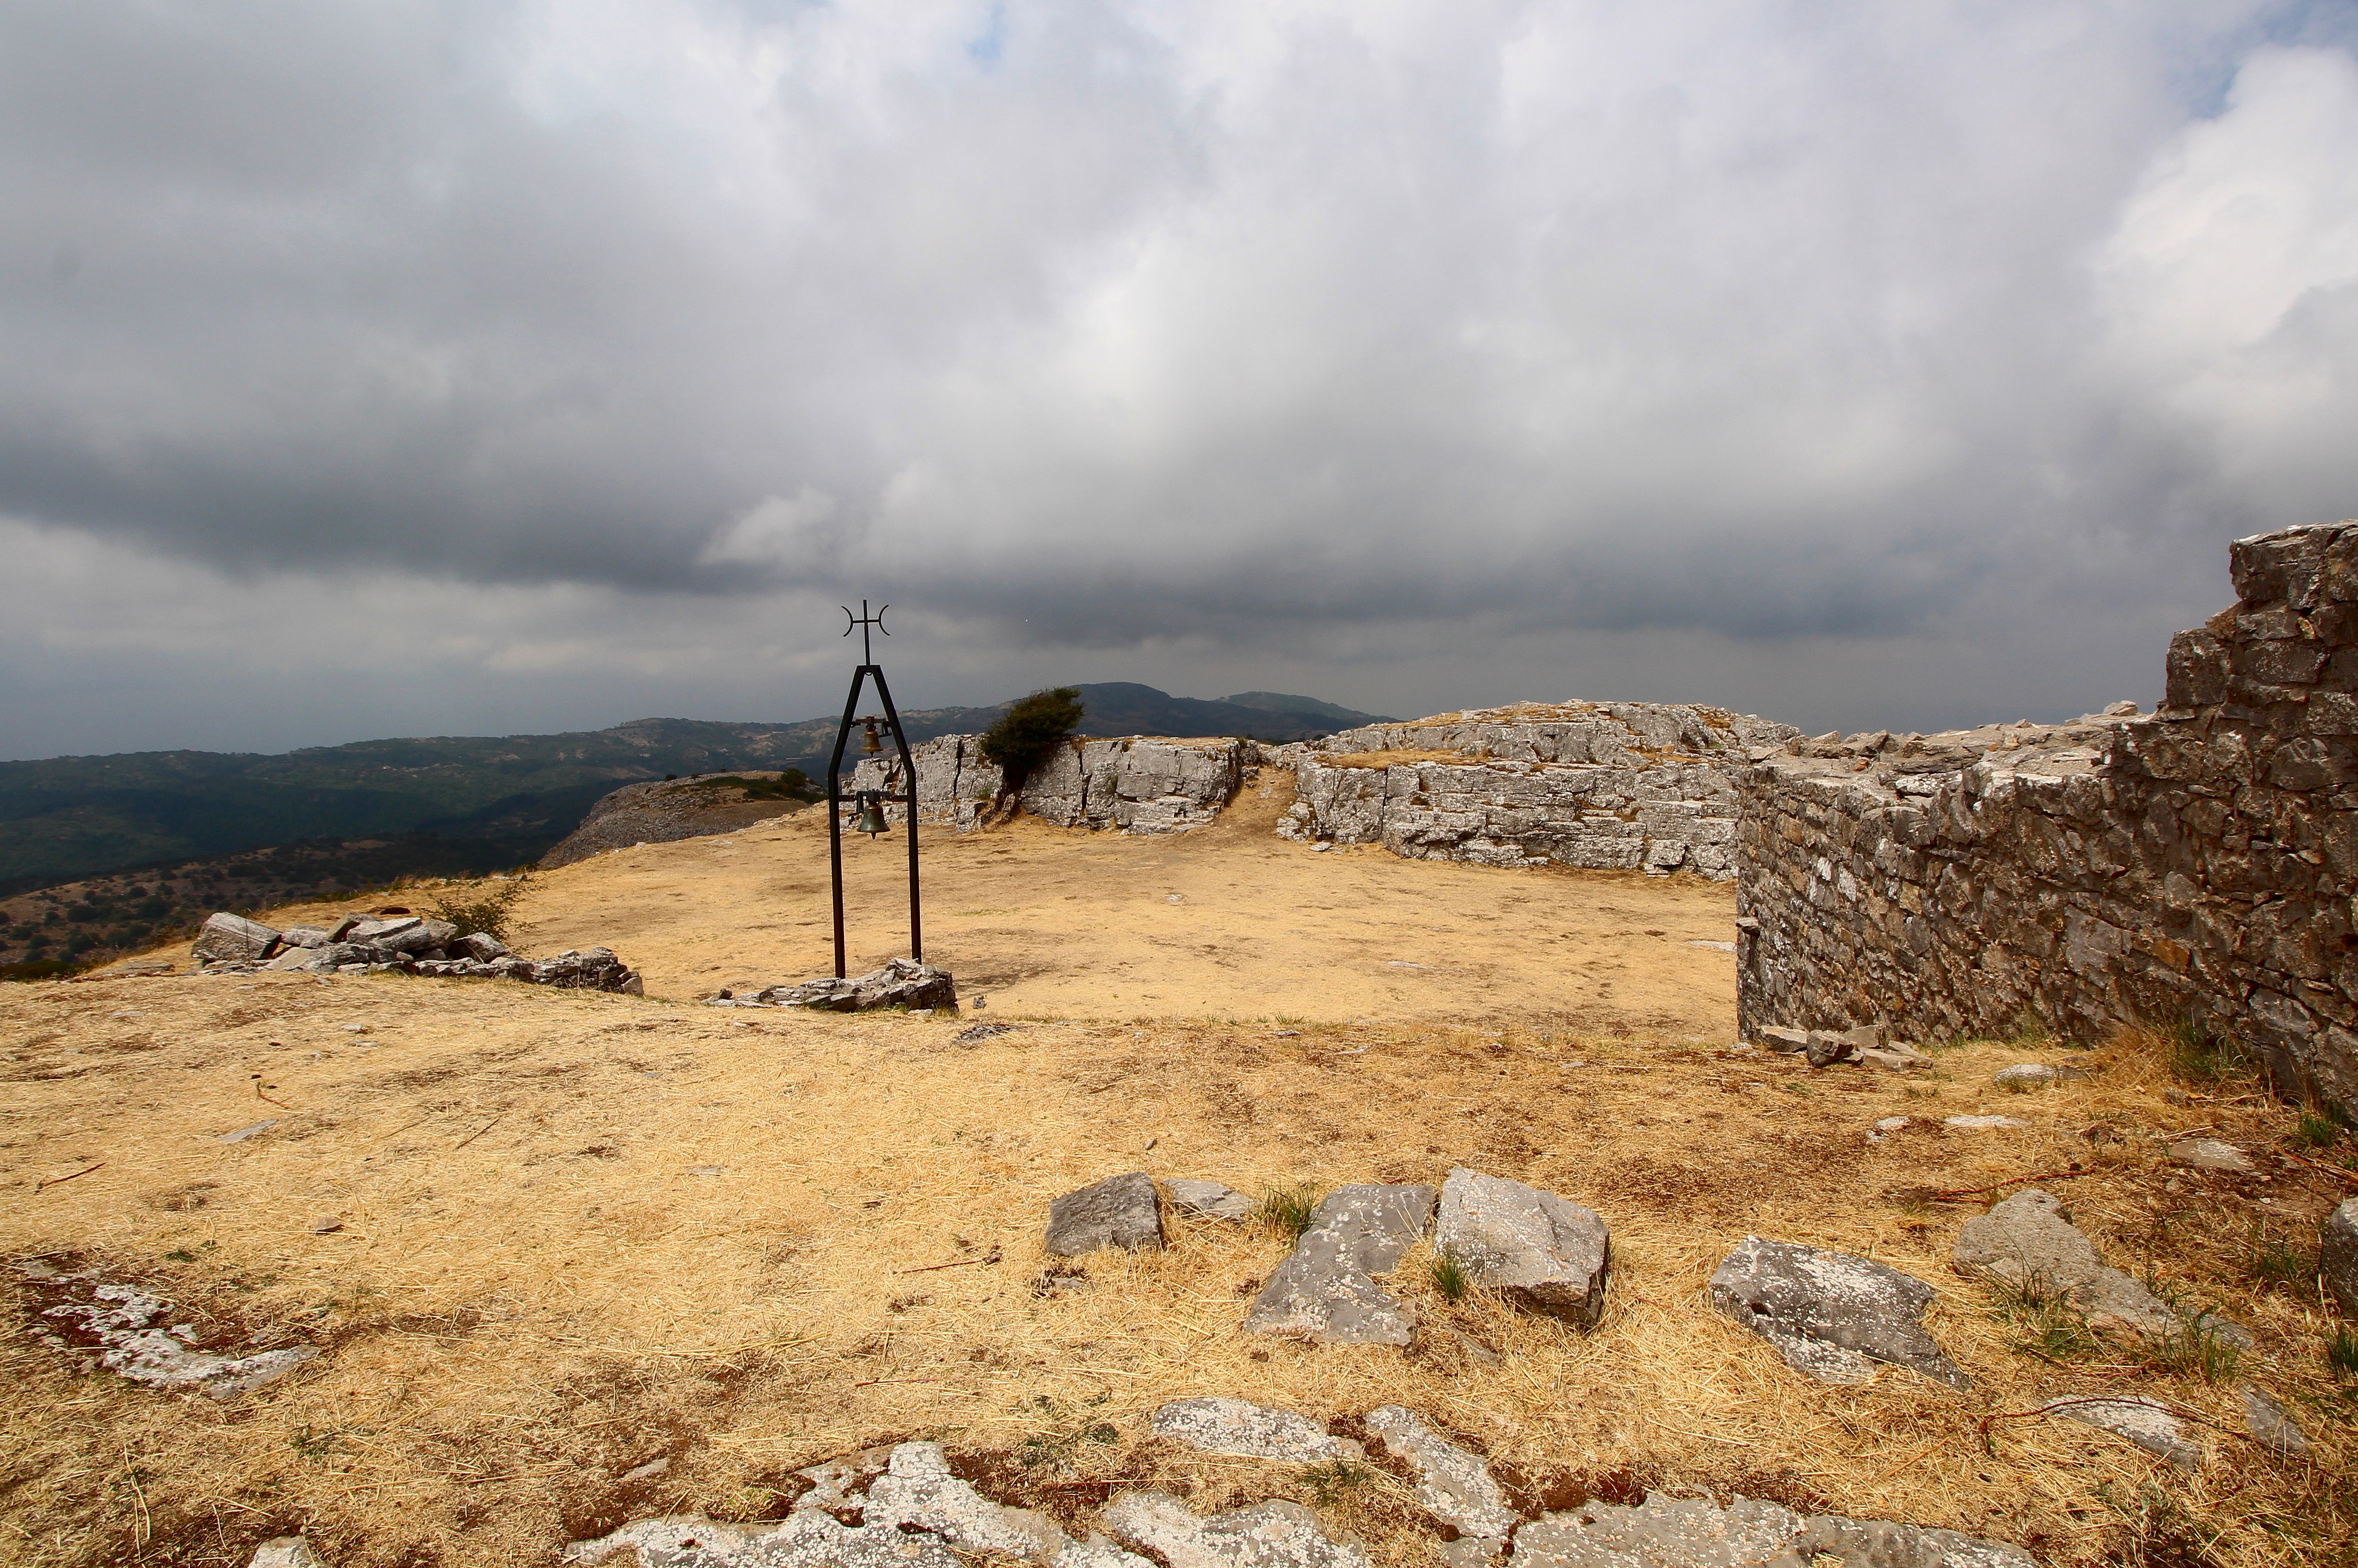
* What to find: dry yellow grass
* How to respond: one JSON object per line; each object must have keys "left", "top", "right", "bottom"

{"left": 2, "top": 812, "right": 2352, "bottom": 1568}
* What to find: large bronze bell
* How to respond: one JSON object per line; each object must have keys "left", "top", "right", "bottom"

{"left": 855, "top": 791, "right": 889, "bottom": 837}
{"left": 861, "top": 717, "right": 884, "bottom": 756}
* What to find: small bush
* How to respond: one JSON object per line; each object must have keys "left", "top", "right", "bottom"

{"left": 1255, "top": 1183, "right": 1322, "bottom": 1242}
{"left": 425, "top": 876, "right": 532, "bottom": 945}
{"left": 1429, "top": 1250, "right": 1471, "bottom": 1303}
{"left": 979, "top": 687, "right": 1086, "bottom": 783}
{"left": 2294, "top": 1109, "right": 2344, "bottom": 1150}
{"left": 1300, "top": 1461, "right": 1371, "bottom": 1504}
{"left": 2163, "top": 1015, "right": 2243, "bottom": 1084}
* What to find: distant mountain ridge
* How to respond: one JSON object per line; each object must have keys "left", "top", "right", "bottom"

{"left": 0, "top": 685, "right": 1391, "bottom": 892}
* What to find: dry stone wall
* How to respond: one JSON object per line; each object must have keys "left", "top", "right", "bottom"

{"left": 1278, "top": 703, "right": 1798, "bottom": 878}
{"left": 850, "top": 736, "right": 1248, "bottom": 835}
{"left": 1737, "top": 520, "right": 2358, "bottom": 1117}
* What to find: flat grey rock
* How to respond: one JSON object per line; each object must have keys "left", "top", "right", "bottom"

{"left": 1101, "top": 1491, "right": 1371, "bottom": 1568}
{"left": 1051, "top": 1536, "right": 1159, "bottom": 1568}
{"left": 2326, "top": 1198, "right": 2358, "bottom": 1319}
{"left": 1857, "top": 1048, "right": 1929, "bottom": 1074}
{"left": 1364, "top": 1405, "right": 1515, "bottom": 1539}
{"left": 2239, "top": 1383, "right": 2310, "bottom": 1459}
{"left": 568, "top": 1512, "right": 964, "bottom": 1568}
{"left": 2170, "top": 1139, "right": 2255, "bottom": 1174}
{"left": 2043, "top": 1396, "right": 2200, "bottom": 1470}
{"left": 192, "top": 912, "right": 279, "bottom": 964}
{"left": 250, "top": 1541, "right": 332, "bottom": 1568}
{"left": 1805, "top": 1030, "right": 1857, "bottom": 1068}
{"left": 458, "top": 931, "right": 511, "bottom": 961}
{"left": 1758, "top": 1027, "right": 1809, "bottom": 1054}
{"left": 1510, "top": 1493, "right": 2037, "bottom": 1568}
{"left": 1244, "top": 1183, "right": 1436, "bottom": 1345}
{"left": 28, "top": 1264, "right": 318, "bottom": 1398}
{"left": 1952, "top": 1190, "right": 2183, "bottom": 1342}
{"left": 1943, "top": 1116, "right": 2026, "bottom": 1131}
{"left": 1708, "top": 1236, "right": 1968, "bottom": 1390}
{"left": 1047, "top": 1172, "right": 1165, "bottom": 1257}
{"left": 1166, "top": 1178, "right": 1254, "bottom": 1222}
{"left": 865, "top": 1441, "right": 1069, "bottom": 1561}
{"left": 1434, "top": 1167, "right": 1610, "bottom": 1327}
{"left": 1149, "top": 1397, "right": 1362, "bottom": 1462}
{"left": 276, "top": 926, "right": 332, "bottom": 949}
{"left": 1992, "top": 1064, "right": 2057, "bottom": 1088}
{"left": 344, "top": 915, "right": 424, "bottom": 948}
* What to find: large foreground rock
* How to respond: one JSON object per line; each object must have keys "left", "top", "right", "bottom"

{"left": 864, "top": 1441, "right": 1070, "bottom": 1560}
{"left": 1046, "top": 1173, "right": 1165, "bottom": 1257}
{"left": 761, "top": 958, "right": 957, "bottom": 1012}
{"left": 1510, "top": 1492, "right": 2036, "bottom": 1568}
{"left": 1952, "top": 1190, "right": 2187, "bottom": 1341}
{"left": 1101, "top": 1491, "right": 1371, "bottom": 1568}
{"left": 2043, "top": 1396, "right": 2201, "bottom": 1470}
{"left": 1166, "top": 1178, "right": 1254, "bottom": 1221}
{"left": 2323, "top": 1198, "right": 2358, "bottom": 1318}
{"left": 1364, "top": 1405, "right": 1516, "bottom": 1541}
{"left": 1707, "top": 1236, "right": 1969, "bottom": 1390}
{"left": 570, "top": 1512, "right": 965, "bottom": 1568}
{"left": 1244, "top": 1183, "right": 1436, "bottom": 1346}
{"left": 1434, "top": 1168, "right": 1610, "bottom": 1327}
{"left": 192, "top": 912, "right": 279, "bottom": 964}
{"left": 1150, "top": 1398, "right": 1362, "bottom": 1462}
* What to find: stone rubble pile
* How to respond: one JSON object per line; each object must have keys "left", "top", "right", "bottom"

{"left": 187, "top": 911, "right": 643, "bottom": 993}
{"left": 707, "top": 958, "right": 959, "bottom": 1012}
{"left": 1275, "top": 701, "right": 1798, "bottom": 880}
{"left": 851, "top": 734, "right": 1250, "bottom": 835}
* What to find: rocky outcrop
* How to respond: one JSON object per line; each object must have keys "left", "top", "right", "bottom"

{"left": 542, "top": 772, "right": 812, "bottom": 867}
{"left": 2323, "top": 1198, "right": 2358, "bottom": 1317}
{"left": 851, "top": 735, "right": 1249, "bottom": 836}
{"left": 750, "top": 959, "right": 957, "bottom": 1012}
{"left": 1739, "top": 520, "right": 2358, "bottom": 1117}
{"left": 1276, "top": 702, "right": 1797, "bottom": 880}
{"left": 1433, "top": 1168, "right": 1610, "bottom": 1327}
{"left": 1950, "top": 1190, "right": 2188, "bottom": 1342}
{"left": 1045, "top": 1172, "right": 1166, "bottom": 1257}
{"left": 1148, "top": 1398, "right": 1363, "bottom": 1462}
{"left": 1243, "top": 1183, "right": 1436, "bottom": 1345}
{"left": 1707, "top": 1236, "right": 1968, "bottom": 1390}
{"left": 189, "top": 912, "right": 642, "bottom": 994}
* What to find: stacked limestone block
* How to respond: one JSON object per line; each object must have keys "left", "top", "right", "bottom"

{"left": 1737, "top": 520, "right": 2358, "bottom": 1117}
{"left": 850, "top": 736, "right": 1248, "bottom": 836}
{"left": 1280, "top": 703, "right": 1799, "bottom": 880}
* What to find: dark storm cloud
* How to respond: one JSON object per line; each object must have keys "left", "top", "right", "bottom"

{"left": 2, "top": 1, "right": 2355, "bottom": 755}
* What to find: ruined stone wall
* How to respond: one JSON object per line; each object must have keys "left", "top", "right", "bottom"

{"left": 1737, "top": 520, "right": 2358, "bottom": 1117}
{"left": 850, "top": 735, "right": 1248, "bottom": 835}
{"left": 1280, "top": 703, "right": 1799, "bottom": 879}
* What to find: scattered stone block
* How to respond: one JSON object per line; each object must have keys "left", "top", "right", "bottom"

{"left": 1101, "top": 1491, "right": 1371, "bottom": 1568}
{"left": 276, "top": 926, "right": 332, "bottom": 949}
{"left": 865, "top": 1442, "right": 1070, "bottom": 1561}
{"left": 1045, "top": 1173, "right": 1164, "bottom": 1257}
{"left": 1364, "top": 1405, "right": 1515, "bottom": 1541}
{"left": 192, "top": 912, "right": 279, "bottom": 964}
{"left": 1855, "top": 1047, "right": 1927, "bottom": 1074}
{"left": 1953, "top": 1190, "right": 2198, "bottom": 1343}
{"left": 1758, "top": 1027, "right": 1809, "bottom": 1053}
{"left": 2043, "top": 1396, "right": 2200, "bottom": 1470}
{"left": 458, "top": 932, "right": 510, "bottom": 961}
{"left": 569, "top": 1511, "right": 964, "bottom": 1568}
{"left": 1148, "top": 1397, "right": 1362, "bottom": 1461}
{"left": 2325, "top": 1199, "right": 2358, "bottom": 1318}
{"left": 250, "top": 1541, "right": 332, "bottom": 1568}
{"left": 1433, "top": 1168, "right": 1610, "bottom": 1327}
{"left": 1993, "top": 1064, "right": 2059, "bottom": 1089}
{"left": 2170, "top": 1139, "right": 2255, "bottom": 1174}
{"left": 1244, "top": 1183, "right": 1436, "bottom": 1346}
{"left": 1804, "top": 1030, "right": 1855, "bottom": 1067}
{"left": 1707, "top": 1236, "right": 1969, "bottom": 1389}
{"left": 1165, "top": 1178, "right": 1253, "bottom": 1221}
{"left": 2239, "top": 1383, "right": 2310, "bottom": 1458}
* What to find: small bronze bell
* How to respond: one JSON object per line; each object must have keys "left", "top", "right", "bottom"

{"left": 855, "top": 791, "right": 889, "bottom": 837}
{"left": 861, "top": 717, "right": 884, "bottom": 756}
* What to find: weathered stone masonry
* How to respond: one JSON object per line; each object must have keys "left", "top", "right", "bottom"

{"left": 1737, "top": 520, "right": 2358, "bottom": 1117}
{"left": 852, "top": 734, "right": 1248, "bottom": 835}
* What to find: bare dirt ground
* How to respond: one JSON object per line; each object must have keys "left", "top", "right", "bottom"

{"left": 2, "top": 793, "right": 2352, "bottom": 1568}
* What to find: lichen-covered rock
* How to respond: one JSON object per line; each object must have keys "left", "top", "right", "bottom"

{"left": 1433, "top": 1168, "right": 1610, "bottom": 1327}
{"left": 2324, "top": 1198, "right": 2358, "bottom": 1318}
{"left": 2043, "top": 1396, "right": 2201, "bottom": 1470}
{"left": 1364, "top": 1406, "right": 1515, "bottom": 1540}
{"left": 21, "top": 1259, "right": 318, "bottom": 1398}
{"left": 1045, "top": 1173, "right": 1165, "bottom": 1257}
{"left": 1952, "top": 1190, "right": 2185, "bottom": 1342}
{"left": 2239, "top": 1383, "right": 2311, "bottom": 1459}
{"left": 1244, "top": 1183, "right": 1436, "bottom": 1346}
{"left": 1707, "top": 1236, "right": 1968, "bottom": 1390}
{"left": 762, "top": 958, "right": 954, "bottom": 1012}
{"left": 1101, "top": 1491, "right": 1371, "bottom": 1568}
{"left": 568, "top": 1512, "right": 964, "bottom": 1568}
{"left": 864, "top": 1441, "right": 1070, "bottom": 1561}
{"left": 1149, "top": 1398, "right": 1361, "bottom": 1461}
{"left": 1165, "top": 1178, "right": 1254, "bottom": 1221}
{"left": 1509, "top": 1492, "right": 2037, "bottom": 1568}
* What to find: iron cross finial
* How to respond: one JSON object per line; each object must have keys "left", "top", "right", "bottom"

{"left": 841, "top": 599, "right": 889, "bottom": 665}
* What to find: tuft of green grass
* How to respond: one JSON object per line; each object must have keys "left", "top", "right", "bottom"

{"left": 1429, "top": 1250, "right": 1471, "bottom": 1303}
{"left": 2151, "top": 1318, "right": 2242, "bottom": 1384}
{"left": 2162, "top": 1014, "right": 2243, "bottom": 1084}
{"left": 2293, "top": 1101, "right": 2349, "bottom": 1150}
{"left": 2243, "top": 1227, "right": 2317, "bottom": 1292}
{"left": 1987, "top": 1270, "right": 2101, "bottom": 1362}
{"left": 2330, "top": 1326, "right": 2358, "bottom": 1382}
{"left": 1254, "top": 1183, "right": 1322, "bottom": 1242}
{"left": 1299, "top": 1461, "right": 1371, "bottom": 1505}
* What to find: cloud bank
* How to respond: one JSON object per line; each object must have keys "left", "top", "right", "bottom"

{"left": 3, "top": 1, "right": 2356, "bottom": 755}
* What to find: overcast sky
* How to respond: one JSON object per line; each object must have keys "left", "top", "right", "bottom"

{"left": 5, "top": 1, "right": 2357, "bottom": 759}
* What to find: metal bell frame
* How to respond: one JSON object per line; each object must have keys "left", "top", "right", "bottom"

{"left": 825, "top": 601, "right": 923, "bottom": 979}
